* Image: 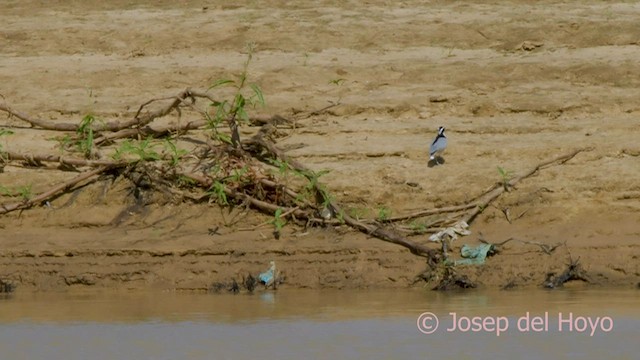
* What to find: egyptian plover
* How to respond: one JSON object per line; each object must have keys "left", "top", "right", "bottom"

{"left": 429, "top": 126, "right": 447, "bottom": 165}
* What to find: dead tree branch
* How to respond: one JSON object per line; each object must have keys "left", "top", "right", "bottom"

{"left": 246, "top": 124, "right": 441, "bottom": 265}
{"left": 478, "top": 233, "right": 566, "bottom": 255}
{"left": 0, "top": 103, "right": 78, "bottom": 131}
{"left": 4, "top": 151, "right": 124, "bottom": 168}
{"left": 460, "top": 148, "right": 590, "bottom": 224}
{"left": 0, "top": 165, "right": 120, "bottom": 215}
{"left": 0, "top": 89, "right": 196, "bottom": 132}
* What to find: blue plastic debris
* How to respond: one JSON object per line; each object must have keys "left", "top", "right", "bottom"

{"left": 454, "top": 244, "right": 495, "bottom": 265}
{"left": 258, "top": 261, "right": 276, "bottom": 286}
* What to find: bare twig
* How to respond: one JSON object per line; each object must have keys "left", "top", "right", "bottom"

{"left": 384, "top": 203, "right": 476, "bottom": 222}
{"left": 94, "top": 119, "right": 207, "bottom": 145}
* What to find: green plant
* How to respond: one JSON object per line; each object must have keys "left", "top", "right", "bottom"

{"left": 225, "top": 166, "right": 249, "bottom": 185}
{"left": 348, "top": 207, "right": 370, "bottom": 220}
{"left": 207, "top": 43, "right": 265, "bottom": 147}
{"left": 301, "top": 168, "right": 329, "bottom": 189}
{"left": 409, "top": 220, "right": 428, "bottom": 233}
{"left": 270, "top": 207, "right": 287, "bottom": 238}
{"left": 203, "top": 110, "right": 232, "bottom": 144}
{"left": 0, "top": 184, "right": 32, "bottom": 200}
{"left": 0, "top": 128, "right": 14, "bottom": 155}
{"left": 270, "top": 158, "right": 306, "bottom": 194}
{"left": 377, "top": 206, "right": 392, "bottom": 221}
{"left": 497, "top": 166, "right": 514, "bottom": 190}
{"left": 113, "top": 137, "right": 161, "bottom": 162}
{"left": 328, "top": 78, "right": 346, "bottom": 86}
{"left": 16, "top": 184, "right": 32, "bottom": 201}
{"left": 76, "top": 114, "right": 100, "bottom": 158}
{"left": 163, "top": 138, "right": 188, "bottom": 166}
{"left": 207, "top": 181, "right": 228, "bottom": 205}
{"left": 52, "top": 134, "right": 73, "bottom": 154}
{"left": 269, "top": 158, "right": 290, "bottom": 178}
{"left": 176, "top": 175, "right": 196, "bottom": 187}
{"left": 0, "top": 185, "right": 11, "bottom": 196}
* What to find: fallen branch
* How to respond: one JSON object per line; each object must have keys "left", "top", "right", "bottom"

{"left": 478, "top": 233, "right": 566, "bottom": 255}
{"left": 371, "top": 149, "right": 587, "bottom": 225}
{"left": 0, "top": 165, "right": 119, "bottom": 214}
{"left": 0, "top": 103, "right": 78, "bottom": 131}
{"left": 461, "top": 148, "right": 591, "bottom": 224}
{"left": 383, "top": 203, "right": 476, "bottom": 222}
{"left": 178, "top": 171, "right": 314, "bottom": 221}
{"left": 544, "top": 257, "right": 591, "bottom": 288}
{"left": 246, "top": 125, "right": 441, "bottom": 265}
{"left": 94, "top": 119, "right": 207, "bottom": 145}
{"left": 0, "top": 89, "right": 196, "bottom": 132}
{"left": 4, "top": 151, "right": 124, "bottom": 168}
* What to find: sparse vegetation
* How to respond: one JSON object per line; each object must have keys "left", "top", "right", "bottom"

{"left": 112, "top": 137, "right": 161, "bottom": 162}
{"left": 0, "top": 184, "right": 33, "bottom": 201}
{"left": 270, "top": 208, "right": 287, "bottom": 239}
{"left": 377, "top": 206, "right": 392, "bottom": 221}
{"left": 206, "top": 43, "right": 265, "bottom": 147}
{"left": 76, "top": 114, "right": 100, "bottom": 158}
{"left": 0, "top": 47, "right": 589, "bottom": 287}
{"left": 497, "top": 166, "right": 514, "bottom": 191}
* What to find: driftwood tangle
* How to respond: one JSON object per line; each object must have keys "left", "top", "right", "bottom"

{"left": 1, "top": 88, "right": 588, "bottom": 272}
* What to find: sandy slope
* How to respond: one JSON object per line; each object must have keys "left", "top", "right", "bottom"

{"left": 1, "top": 1, "right": 639, "bottom": 291}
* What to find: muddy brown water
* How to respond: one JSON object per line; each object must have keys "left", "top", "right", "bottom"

{"left": 0, "top": 288, "right": 637, "bottom": 359}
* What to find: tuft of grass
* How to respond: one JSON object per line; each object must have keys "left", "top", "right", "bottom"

{"left": 17, "top": 184, "right": 32, "bottom": 201}
{"left": 207, "top": 181, "right": 228, "bottom": 205}
{"left": 1, "top": 184, "right": 33, "bottom": 200}
{"left": 162, "top": 138, "right": 188, "bottom": 167}
{"left": 409, "top": 220, "right": 428, "bottom": 233}
{"left": 112, "top": 137, "right": 161, "bottom": 162}
{"left": 328, "top": 78, "right": 346, "bottom": 86}
{"left": 270, "top": 208, "right": 287, "bottom": 239}
{"left": 0, "top": 185, "right": 11, "bottom": 196}
{"left": 377, "top": 206, "right": 392, "bottom": 221}
{"left": 348, "top": 207, "right": 369, "bottom": 221}
{"left": 0, "top": 128, "right": 14, "bottom": 156}
{"left": 497, "top": 166, "right": 514, "bottom": 191}
{"left": 76, "top": 114, "right": 99, "bottom": 158}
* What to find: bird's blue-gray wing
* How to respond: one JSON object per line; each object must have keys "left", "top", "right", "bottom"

{"left": 430, "top": 137, "right": 447, "bottom": 156}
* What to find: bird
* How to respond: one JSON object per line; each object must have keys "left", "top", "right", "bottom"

{"left": 429, "top": 126, "right": 447, "bottom": 165}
